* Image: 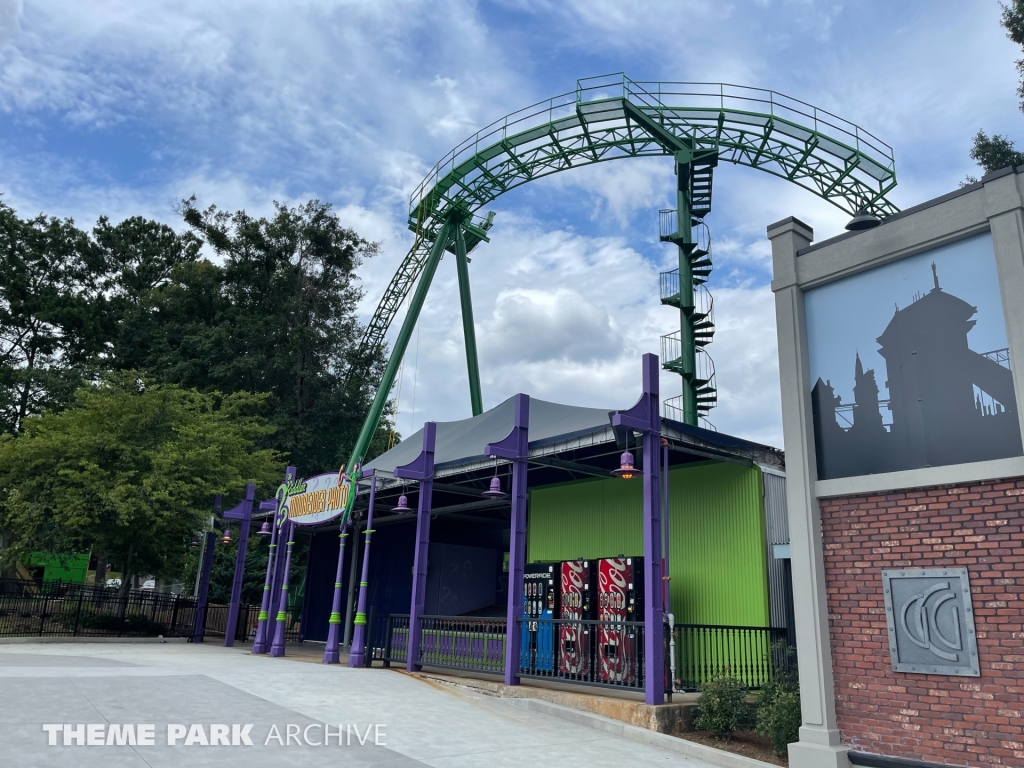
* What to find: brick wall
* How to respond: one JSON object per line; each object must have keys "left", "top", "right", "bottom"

{"left": 821, "top": 476, "right": 1024, "bottom": 766}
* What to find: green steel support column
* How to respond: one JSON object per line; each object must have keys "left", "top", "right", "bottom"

{"left": 454, "top": 220, "right": 483, "bottom": 416}
{"left": 675, "top": 148, "right": 698, "bottom": 426}
{"left": 345, "top": 217, "right": 454, "bottom": 476}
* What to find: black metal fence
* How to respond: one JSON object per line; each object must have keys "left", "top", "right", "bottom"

{"left": 371, "top": 613, "right": 793, "bottom": 694}
{"left": 0, "top": 578, "right": 257, "bottom": 643}
{"left": 418, "top": 615, "right": 506, "bottom": 674}
{"left": 517, "top": 618, "right": 647, "bottom": 691}
{"left": 671, "top": 623, "right": 791, "bottom": 691}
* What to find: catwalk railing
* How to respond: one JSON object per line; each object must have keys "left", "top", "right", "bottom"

{"left": 0, "top": 578, "right": 257, "bottom": 642}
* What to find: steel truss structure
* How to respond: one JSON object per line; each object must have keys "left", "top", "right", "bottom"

{"left": 341, "top": 73, "right": 899, "bottom": 513}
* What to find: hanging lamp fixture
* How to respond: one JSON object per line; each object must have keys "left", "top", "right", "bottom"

{"left": 255, "top": 521, "right": 272, "bottom": 537}
{"left": 611, "top": 433, "right": 642, "bottom": 480}
{"left": 482, "top": 457, "right": 508, "bottom": 499}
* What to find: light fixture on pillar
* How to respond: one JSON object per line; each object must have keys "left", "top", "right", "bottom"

{"left": 482, "top": 458, "right": 508, "bottom": 499}
{"left": 482, "top": 475, "right": 507, "bottom": 499}
{"left": 255, "top": 521, "right": 271, "bottom": 537}
{"left": 220, "top": 527, "right": 232, "bottom": 545}
{"left": 392, "top": 493, "right": 411, "bottom": 514}
{"left": 845, "top": 206, "right": 881, "bottom": 231}
{"left": 611, "top": 434, "right": 642, "bottom": 480}
{"left": 190, "top": 534, "right": 201, "bottom": 548}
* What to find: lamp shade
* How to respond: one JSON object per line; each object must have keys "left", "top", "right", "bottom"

{"left": 220, "top": 528, "right": 232, "bottom": 545}
{"left": 255, "top": 521, "right": 272, "bottom": 537}
{"left": 611, "top": 450, "right": 641, "bottom": 480}
{"left": 392, "top": 494, "right": 411, "bottom": 513}
{"left": 482, "top": 476, "right": 508, "bottom": 499}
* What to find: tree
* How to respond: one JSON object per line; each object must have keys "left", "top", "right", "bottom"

{"left": 968, "top": 2, "right": 1024, "bottom": 178}
{"left": 0, "top": 374, "right": 284, "bottom": 595}
{"left": 105, "top": 198, "right": 393, "bottom": 474}
{"left": 0, "top": 202, "right": 107, "bottom": 433}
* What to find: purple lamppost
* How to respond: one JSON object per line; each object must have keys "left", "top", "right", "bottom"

{"left": 253, "top": 466, "right": 297, "bottom": 654}
{"left": 486, "top": 394, "right": 529, "bottom": 686}
{"left": 611, "top": 353, "right": 664, "bottom": 705}
{"left": 323, "top": 479, "right": 359, "bottom": 664}
{"left": 269, "top": 519, "right": 296, "bottom": 657}
{"left": 395, "top": 422, "right": 436, "bottom": 673}
{"left": 348, "top": 474, "right": 377, "bottom": 667}
{"left": 223, "top": 483, "right": 255, "bottom": 647}
{"left": 191, "top": 494, "right": 222, "bottom": 643}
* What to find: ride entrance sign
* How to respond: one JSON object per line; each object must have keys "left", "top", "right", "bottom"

{"left": 284, "top": 471, "right": 354, "bottom": 527}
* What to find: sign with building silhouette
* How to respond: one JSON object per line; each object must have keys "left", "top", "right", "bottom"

{"left": 805, "top": 232, "right": 1022, "bottom": 480}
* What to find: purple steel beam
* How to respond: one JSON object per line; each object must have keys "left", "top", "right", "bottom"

{"left": 348, "top": 474, "right": 377, "bottom": 667}
{"left": 224, "top": 483, "right": 255, "bottom": 647}
{"left": 323, "top": 513, "right": 354, "bottom": 664}
{"left": 270, "top": 520, "right": 297, "bottom": 657}
{"left": 485, "top": 394, "right": 530, "bottom": 686}
{"left": 191, "top": 530, "right": 217, "bottom": 643}
{"left": 612, "top": 353, "right": 664, "bottom": 705}
{"left": 396, "top": 422, "right": 436, "bottom": 673}
{"left": 253, "top": 466, "right": 297, "bottom": 653}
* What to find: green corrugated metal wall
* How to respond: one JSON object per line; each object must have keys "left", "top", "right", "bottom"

{"left": 527, "top": 461, "right": 769, "bottom": 627}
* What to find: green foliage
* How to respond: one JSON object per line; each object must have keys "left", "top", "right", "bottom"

{"left": 968, "top": 3, "right": 1024, "bottom": 179}
{"left": 756, "top": 670, "right": 801, "bottom": 755}
{"left": 0, "top": 374, "right": 284, "bottom": 592}
{"left": 754, "top": 642, "right": 801, "bottom": 756}
{"left": 694, "top": 674, "right": 749, "bottom": 735}
{"left": 0, "top": 202, "right": 107, "bottom": 432}
{"left": 969, "top": 130, "right": 1024, "bottom": 176}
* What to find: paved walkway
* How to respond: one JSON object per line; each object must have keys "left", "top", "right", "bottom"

{"left": 0, "top": 642, "right": 720, "bottom": 768}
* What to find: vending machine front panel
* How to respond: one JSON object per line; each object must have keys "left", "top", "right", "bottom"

{"left": 558, "top": 559, "right": 595, "bottom": 677}
{"left": 596, "top": 556, "right": 644, "bottom": 685}
{"left": 521, "top": 562, "right": 558, "bottom": 673}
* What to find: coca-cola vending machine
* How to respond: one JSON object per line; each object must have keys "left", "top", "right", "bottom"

{"left": 596, "top": 556, "right": 644, "bottom": 685}
{"left": 521, "top": 562, "right": 558, "bottom": 672}
{"left": 558, "top": 559, "right": 595, "bottom": 678}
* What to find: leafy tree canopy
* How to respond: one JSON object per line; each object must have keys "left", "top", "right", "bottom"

{"left": 968, "top": 2, "right": 1024, "bottom": 179}
{"left": 0, "top": 374, "right": 284, "bottom": 593}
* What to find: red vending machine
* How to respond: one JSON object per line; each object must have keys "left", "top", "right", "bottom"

{"left": 558, "top": 559, "right": 595, "bottom": 678}
{"left": 596, "top": 556, "right": 644, "bottom": 685}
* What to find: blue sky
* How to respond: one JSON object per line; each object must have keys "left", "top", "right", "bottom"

{"left": 0, "top": 0, "right": 1020, "bottom": 449}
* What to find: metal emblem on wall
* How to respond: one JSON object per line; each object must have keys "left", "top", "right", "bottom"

{"left": 881, "top": 568, "right": 979, "bottom": 676}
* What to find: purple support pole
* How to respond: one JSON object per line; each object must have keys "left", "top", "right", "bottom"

{"left": 612, "top": 353, "right": 664, "bottom": 705}
{"left": 269, "top": 520, "right": 296, "bottom": 657}
{"left": 396, "top": 422, "right": 436, "bottom": 673}
{"left": 251, "top": 510, "right": 278, "bottom": 654}
{"left": 662, "top": 442, "right": 671, "bottom": 610}
{"left": 348, "top": 474, "right": 377, "bottom": 667}
{"left": 253, "top": 466, "right": 297, "bottom": 654}
{"left": 485, "top": 394, "right": 530, "bottom": 686}
{"left": 224, "top": 484, "right": 255, "bottom": 647}
{"left": 323, "top": 517, "right": 353, "bottom": 664}
{"left": 191, "top": 531, "right": 217, "bottom": 643}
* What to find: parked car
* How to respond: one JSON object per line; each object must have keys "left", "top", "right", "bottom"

{"left": 141, "top": 579, "right": 156, "bottom": 590}
{"left": 105, "top": 578, "right": 121, "bottom": 589}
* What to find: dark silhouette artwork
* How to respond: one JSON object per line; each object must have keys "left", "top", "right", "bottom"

{"left": 811, "top": 264, "right": 1022, "bottom": 480}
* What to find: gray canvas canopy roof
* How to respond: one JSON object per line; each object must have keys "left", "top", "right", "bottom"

{"left": 365, "top": 396, "right": 615, "bottom": 476}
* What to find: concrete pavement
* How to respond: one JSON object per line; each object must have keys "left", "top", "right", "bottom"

{"left": 0, "top": 642, "right": 727, "bottom": 768}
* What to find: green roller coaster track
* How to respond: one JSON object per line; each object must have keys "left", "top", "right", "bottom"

{"left": 338, "top": 73, "right": 899, "bottom": 521}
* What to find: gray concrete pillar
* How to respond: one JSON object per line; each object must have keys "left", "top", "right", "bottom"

{"left": 768, "top": 217, "right": 849, "bottom": 768}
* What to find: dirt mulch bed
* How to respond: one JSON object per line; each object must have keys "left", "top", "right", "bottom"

{"left": 676, "top": 730, "right": 787, "bottom": 767}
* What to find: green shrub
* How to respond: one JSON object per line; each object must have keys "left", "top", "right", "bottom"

{"left": 694, "top": 674, "right": 748, "bottom": 735}
{"left": 756, "top": 644, "right": 801, "bottom": 755}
